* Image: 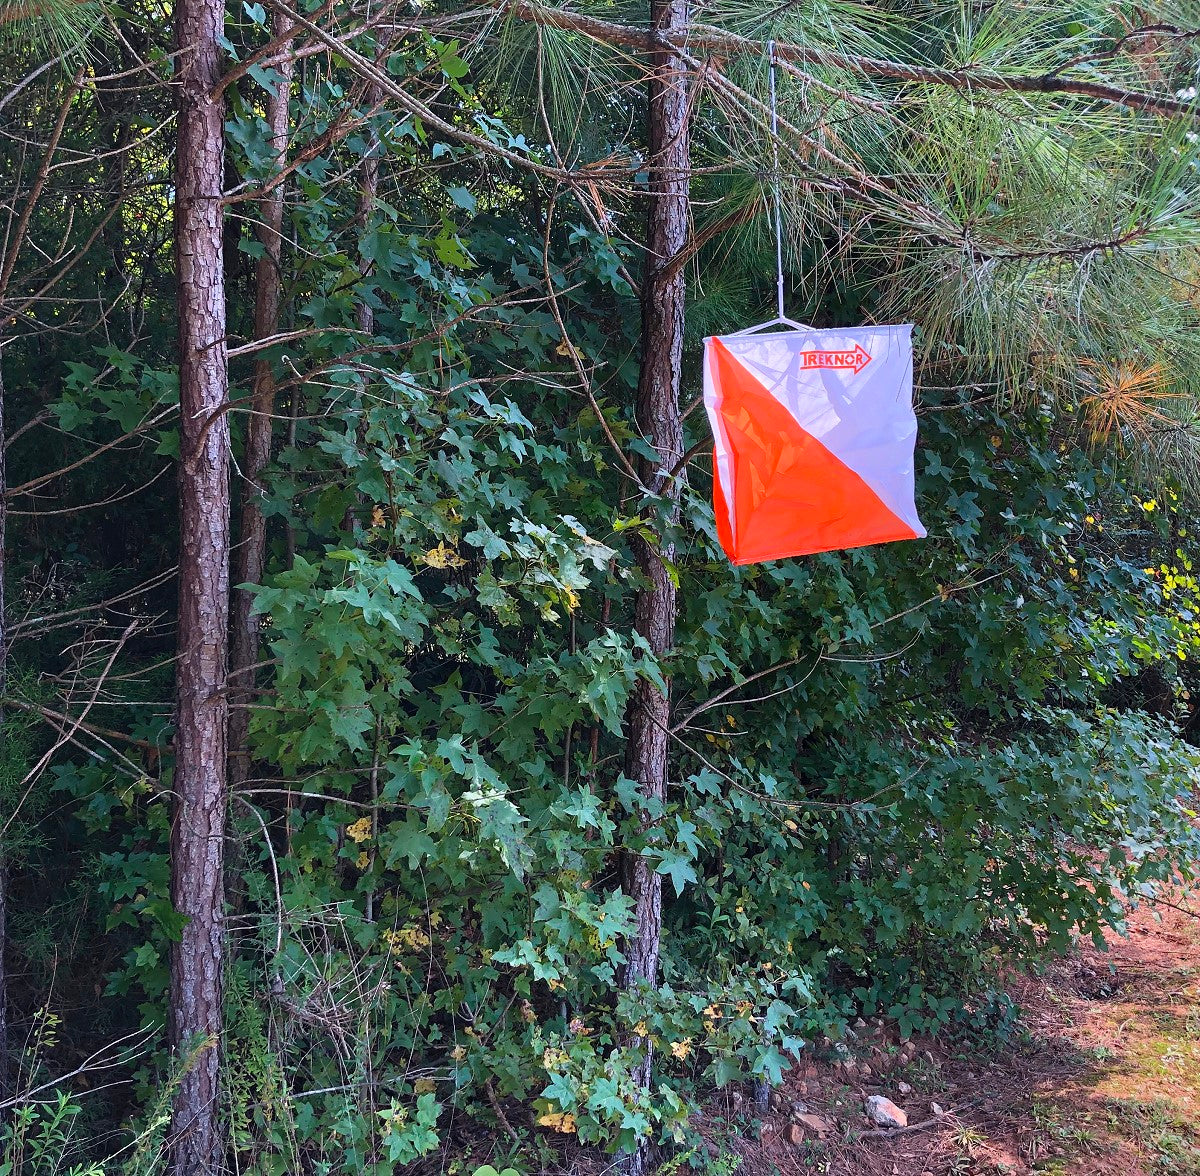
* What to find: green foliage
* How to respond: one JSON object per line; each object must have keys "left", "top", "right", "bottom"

{"left": 0, "top": 1092, "right": 105, "bottom": 1176}
{"left": 6, "top": 2, "right": 1200, "bottom": 1173}
{"left": 0, "top": 0, "right": 105, "bottom": 58}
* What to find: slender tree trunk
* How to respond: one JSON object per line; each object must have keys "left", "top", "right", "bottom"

{"left": 337, "top": 60, "right": 385, "bottom": 537}
{"left": 620, "top": 0, "right": 689, "bottom": 1171}
{"left": 170, "top": 0, "right": 231, "bottom": 1166}
{"left": 0, "top": 849, "right": 6, "bottom": 1104}
{"left": 0, "top": 359, "right": 8, "bottom": 1105}
{"left": 229, "top": 12, "right": 293, "bottom": 789}
{"left": 354, "top": 94, "right": 382, "bottom": 336}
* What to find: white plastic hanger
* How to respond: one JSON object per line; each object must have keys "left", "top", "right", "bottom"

{"left": 730, "top": 314, "right": 811, "bottom": 336}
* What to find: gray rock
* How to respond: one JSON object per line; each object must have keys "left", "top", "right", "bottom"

{"left": 864, "top": 1095, "right": 908, "bottom": 1129}
{"left": 896, "top": 1081, "right": 913, "bottom": 1096}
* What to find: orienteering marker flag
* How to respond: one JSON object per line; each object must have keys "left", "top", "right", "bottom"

{"left": 703, "top": 325, "right": 925, "bottom": 565}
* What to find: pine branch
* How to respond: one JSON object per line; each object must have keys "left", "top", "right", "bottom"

{"left": 486, "top": 1, "right": 1198, "bottom": 118}
{"left": 268, "top": 0, "right": 637, "bottom": 187}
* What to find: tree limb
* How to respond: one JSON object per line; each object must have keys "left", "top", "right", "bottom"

{"left": 489, "top": 1, "right": 1198, "bottom": 118}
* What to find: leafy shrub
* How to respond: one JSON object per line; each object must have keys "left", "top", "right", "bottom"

{"left": 0, "top": 1093, "right": 105, "bottom": 1176}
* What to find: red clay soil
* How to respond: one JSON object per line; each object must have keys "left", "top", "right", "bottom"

{"left": 704, "top": 895, "right": 1200, "bottom": 1175}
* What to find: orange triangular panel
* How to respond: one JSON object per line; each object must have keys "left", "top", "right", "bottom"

{"left": 709, "top": 337, "right": 919, "bottom": 564}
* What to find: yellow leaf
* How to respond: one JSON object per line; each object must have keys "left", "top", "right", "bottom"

{"left": 413, "top": 1079, "right": 437, "bottom": 1094}
{"left": 422, "top": 542, "right": 467, "bottom": 570}
{"left": 382, "top": 925, "right": 431, "bottom": 954}
{"left": 371, "top": 505, "right": 386, "bottom": 528}
{"left": 346, "top": 817, "right": 372, "bottom": 844}
{"left": 537, "top": 1109, "right": 578, "bottom": 1134}
{"left": 669, "top": 1038, "right": 692, "bottom": 1060}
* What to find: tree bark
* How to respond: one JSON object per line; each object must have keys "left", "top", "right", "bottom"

{"left": 354, "top": 78, "right": 383, "bottom": 336}
{"left": 229, "top": 12, "right": 293, "bottom": 789}
{"left": 170, "top": 0, "right": 231, "bottom": 1166}
{"left": 336, "top": 52, "right": 385, "bottom": 539}
{"left": 620, "top": 0, "right": 689, "bottom": 1170}
{"left": 0, "top": 358, "right": 8, "bottom": 1104}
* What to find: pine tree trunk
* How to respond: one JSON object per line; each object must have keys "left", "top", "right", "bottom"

{"left": 170, "top": 0, "right": 230, "bottom": 1165}
{"left": 620, "top": 0, "right": 689, "bottom": 1170}
{"left": 229, "top": 13, "right": 293, "bottom": 789}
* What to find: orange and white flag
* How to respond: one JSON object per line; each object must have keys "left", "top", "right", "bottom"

{"left": 703, "top": 326, "right": 925, "bottom": 565}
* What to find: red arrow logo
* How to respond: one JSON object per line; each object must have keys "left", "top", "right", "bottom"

{"left": 800, "top": 344, "right": 872, "bottom": 374}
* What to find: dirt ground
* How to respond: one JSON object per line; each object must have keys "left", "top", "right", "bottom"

{"left": 710, "top": 894, "right": 1200, "bottom": 1175}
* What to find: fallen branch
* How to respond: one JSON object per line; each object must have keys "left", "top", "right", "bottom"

{"left": 859, "top": 1114, "right": 948, "bottom": 1140}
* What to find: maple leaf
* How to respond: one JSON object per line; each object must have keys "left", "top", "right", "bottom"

{"left": 536, "top": 1109, "right": 577, "bottom": 1134}
{"left": 421, "top": 542, "right": 467, "bottom": 569}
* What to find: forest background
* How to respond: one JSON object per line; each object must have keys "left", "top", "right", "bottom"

{"left": 3, "top": 1, "right": 1200, "bottom": 1174}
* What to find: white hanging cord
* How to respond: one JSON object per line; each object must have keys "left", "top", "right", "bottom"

{"left": 768, "top": 39, "right": 786, "bottom": 322}
{"left": 729, "top": 40, "right": 810, "bottom": 336}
